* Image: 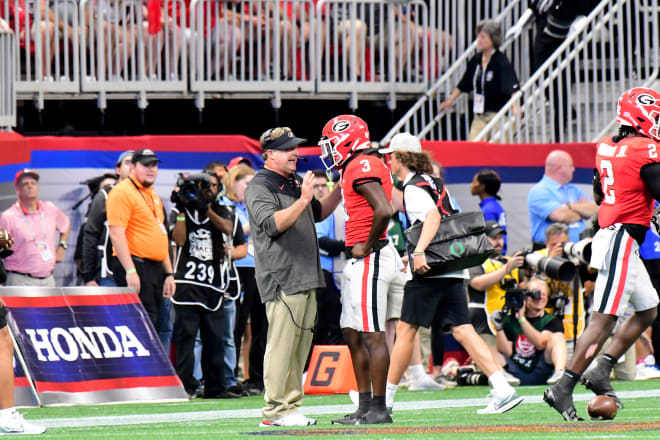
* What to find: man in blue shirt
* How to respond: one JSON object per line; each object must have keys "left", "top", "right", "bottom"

{"left": 528, "top": 150, "right": 597, "bottom": 248}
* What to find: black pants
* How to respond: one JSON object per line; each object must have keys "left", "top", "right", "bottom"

{"left": 173, "top": 303, "right": 227, "bottom": 396}
{"left": 113, "top": 256, "right": 164, "bottom": 329}
{"left": 312, "top": 270, "right": 344, "bottom": 346}
{"left": 234, "top": 266, "right": 267, "bottom": 388}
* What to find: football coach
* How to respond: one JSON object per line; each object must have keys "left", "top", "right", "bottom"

{"left": 245, "top": 127, "right": 341, "bottom": 427}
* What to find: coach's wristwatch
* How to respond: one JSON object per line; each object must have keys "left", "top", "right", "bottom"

{"left": 58, "top": 241, "right": 68, "bottom": 249}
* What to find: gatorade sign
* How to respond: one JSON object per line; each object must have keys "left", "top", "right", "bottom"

{"left": 304, "top": 345, "right": 357, "bottom": 395}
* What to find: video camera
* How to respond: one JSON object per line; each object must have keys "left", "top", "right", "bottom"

{"left": 503, "top": 287, "right": 542, "bottom": 314}
{"left": 171, "top": 172, "right": 215, "bottom": 209}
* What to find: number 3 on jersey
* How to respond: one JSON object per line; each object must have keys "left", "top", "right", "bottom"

{"left": 600, "top": 160, "right": 615, "bottom": 204}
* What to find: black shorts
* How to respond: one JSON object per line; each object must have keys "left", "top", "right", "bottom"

{"left": 0, "top": 304, "right": 7, "bottom": 329}
{"left": 400, "top": 276, "right": 470, "bottom": 331}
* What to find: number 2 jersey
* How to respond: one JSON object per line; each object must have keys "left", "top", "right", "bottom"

{"left": 341, "top": 150, "right": 394, "bottom": 247}
{"left": 596, "top": 135, "right": 660, "bottom": 229}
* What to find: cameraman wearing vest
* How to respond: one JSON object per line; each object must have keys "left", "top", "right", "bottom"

{"left": 494, "top": 278, "right": 567, "bottom": 386}
{"left": 468, "top": 222, "right": 525, "bottom": 348}
{"left": 170, "top": 171, "right": 240, "bottom": 399}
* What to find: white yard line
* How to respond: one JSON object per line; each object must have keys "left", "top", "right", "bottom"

{"left": 36, "top": 389, "right": 660, "bottom": 429}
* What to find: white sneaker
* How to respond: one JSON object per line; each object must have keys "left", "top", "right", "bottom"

{"left": 635, "top": 363, "right": 660, "bottom": 380}
{"left": 476, "top": 390, "right": 524, "bottom": 415}
{"left": 547, "top": 370, "right": 564, "bottom": 385}
{"left": 409, "top": 374, "right": 446, "bottom": 391}
{"left": 501, "top": 369, "right": 521, "bottom": 387}
{"left": 259, "top": 412, "right": 317, "bottom": 427}
{"left": 0, "top": 409, "right": 46, "bottom": 435}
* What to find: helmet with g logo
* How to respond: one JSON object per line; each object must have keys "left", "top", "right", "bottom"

{"left": 319, "top": 115, "right": 371, "bottom": 170}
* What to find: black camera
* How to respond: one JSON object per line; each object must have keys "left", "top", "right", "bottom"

{"left": 549, "top": 292, "right": 568, "bottom": 318}
{"left": 521, "top": 250, "right": 576, "bottom": 282}
{"left": 171, "top": 172, "right": 213, "bottom": 209}
{"left": 504, "top": 287, "right": 541, "bottom": 314}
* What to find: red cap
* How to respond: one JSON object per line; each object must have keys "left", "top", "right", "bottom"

{"left": 14, "top": 169, "right": 40, "bottom": 186}
{"left": 228, "top": 156, "right": 253, "bottom": 170}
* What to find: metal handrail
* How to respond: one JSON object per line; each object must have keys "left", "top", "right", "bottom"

{"left": 0, "top": 30, "right": 16, "bottom": 130}
{"left": 379, "top": 0, "right": 527, "bottom": 144}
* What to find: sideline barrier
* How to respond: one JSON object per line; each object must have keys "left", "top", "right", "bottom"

{"left": 2, "top": 286, "right": 188, "bottom": 406}
{"left": 304, "top": 345, "right": 357, "bottom": 394}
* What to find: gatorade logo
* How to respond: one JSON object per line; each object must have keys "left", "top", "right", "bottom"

{"left": 310, "top": 351, "right": 340, "bottom": 386}
{"left": 450, "top": 242, "right": 465, "bottom": 256}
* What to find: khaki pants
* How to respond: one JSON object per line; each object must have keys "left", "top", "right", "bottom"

{"left": 5, "top": 272, "right": 55, "bottom": 287}
{"left": 262, "top": 289, "right": 317, "bottom": 421}
{"left": 468, "top": 112, "right": 497, "bottom": 141}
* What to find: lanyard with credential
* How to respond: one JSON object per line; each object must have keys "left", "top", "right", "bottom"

{"left": 129, "top": 177, "right": 159, "bottom": 220}
{"left": 17, "top": 201, "right": 47, "bottom": 243}
{"left": 472, "top": 52, "right": 492, "bottom": 95}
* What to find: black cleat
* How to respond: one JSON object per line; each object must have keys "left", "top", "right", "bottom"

{"left": 543, "top": 386, "right": 584, "bottom": 421}
{"left": 581, "top": 367, "right": 623, "bottom": 409}
{"left": 331, "top": 409, "right": 367, "bottom": 425}
{"left": 356, "top": 409, "right": 393, "bottom": 425}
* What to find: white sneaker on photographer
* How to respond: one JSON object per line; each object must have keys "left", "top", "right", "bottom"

{"left": 409, "top": 374, "right": 446, "bottom": 390}
{"left": 0, "top": 409, "right": 46, "bottom": 435}
{"left": 477, "top": 390, "right": 523, "bottom": 415}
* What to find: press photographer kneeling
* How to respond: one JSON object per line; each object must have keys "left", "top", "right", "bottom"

{"left": 493, "top": 278, "right": 567, "bottom": 386}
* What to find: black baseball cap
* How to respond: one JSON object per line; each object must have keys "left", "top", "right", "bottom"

{"left": 132, "top": 149, "right": 161, "bottom": 165}
{"left": 260, "top": 128, "right": 307, "bottom": 151}
{"left": 485, "top": 221, "right": 506, "bottom": 238}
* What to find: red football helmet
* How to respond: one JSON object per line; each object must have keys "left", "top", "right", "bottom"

{"left": 319, "top": 115, "right": 371, "bottom": 170}
{"left": 616, "top": 87, "right": 660, "bottom": 141}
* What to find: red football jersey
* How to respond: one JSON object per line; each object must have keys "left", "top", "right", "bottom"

{"left": 596, "top": 135, "right": 660, "bottom": 228}
{"left": 341, "top": 153, "right": 393, "bottom": 246}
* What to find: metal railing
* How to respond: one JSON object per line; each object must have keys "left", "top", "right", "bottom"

{"left": 474, "top": 0, "right": 660, "bottom": 143}
{"left": 380, "top": 0, "right": 534, "bottom": 144}
{"left": 1, "top": 0, "right": 79, "bottom": 109}
{"left": 80, "top": 0, "right": 187, "bottom": 109}
{"left": 0, "top": 30, "right": 16, "bottom": 130}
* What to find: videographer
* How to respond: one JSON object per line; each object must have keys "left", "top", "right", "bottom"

{"left": 468, "top": 221, "right": 525, "bottom": 347}
{"left": 170, "top": 171, "right": 238, "bottom": 399}
{"left": 494, "top": 278, "right": 567, "bottom": 385}
{"left": 532, "top": 223, "right": 590, "bottom": 358}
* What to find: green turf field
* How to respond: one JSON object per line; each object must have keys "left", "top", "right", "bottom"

{"left": 16, "top": 379, "right": 660, "bottom": 439}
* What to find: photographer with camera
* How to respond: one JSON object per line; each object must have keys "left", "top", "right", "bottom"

{"left": 531, "top": 223, "right": 590, "bottom": 358}
{"left": 493, "top": 278, "right": 567, "bottom": 386}
{"left": 170, "top": 171, "right": 239, "bottom": 399}
{"left": 468, "top": 221, "right": 525, "bottom": 344}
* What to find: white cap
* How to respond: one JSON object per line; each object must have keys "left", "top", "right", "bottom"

{"left": 379, "top": 132, "right": 422, "bottom": 154}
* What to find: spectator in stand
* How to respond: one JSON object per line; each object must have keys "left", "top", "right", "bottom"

{"left": 222, "top": 164, "right": 265, "bottom": 395}
{"left": 528, "top": 150, "right": 597, "bottom": 249}
{"left": 82, "top": 150, "right": 134, "bottom": 287}
{"left": 228, "top": 156, "right": 253, "bottom": 170}
{"left": 471, "top": 169, "right": 507, "bottom": 254}
{"left": 106, "top": 149, "right": 176, "bottom": 330}
{"left": 0, "top": 169, "right": 70, "bottom": 287}
{"left": 437, "top": 19, "right": 520, "bottom": 141}
{"left": 493, "top": 278, "right": 567, "bottom": 386}
{"left": 310, "top": 170, "right": 345, "bottom": 346}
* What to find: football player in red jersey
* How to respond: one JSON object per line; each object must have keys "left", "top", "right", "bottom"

{"left": 545, "top": 87, "right": 660, "bottom": 421}
{"left": 319, "top": 115, "right": 402, "bottom": 425}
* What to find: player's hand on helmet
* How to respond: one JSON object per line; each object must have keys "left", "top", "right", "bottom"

{"left": 300, "top": 171, "right": 314, "bottom": 203}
